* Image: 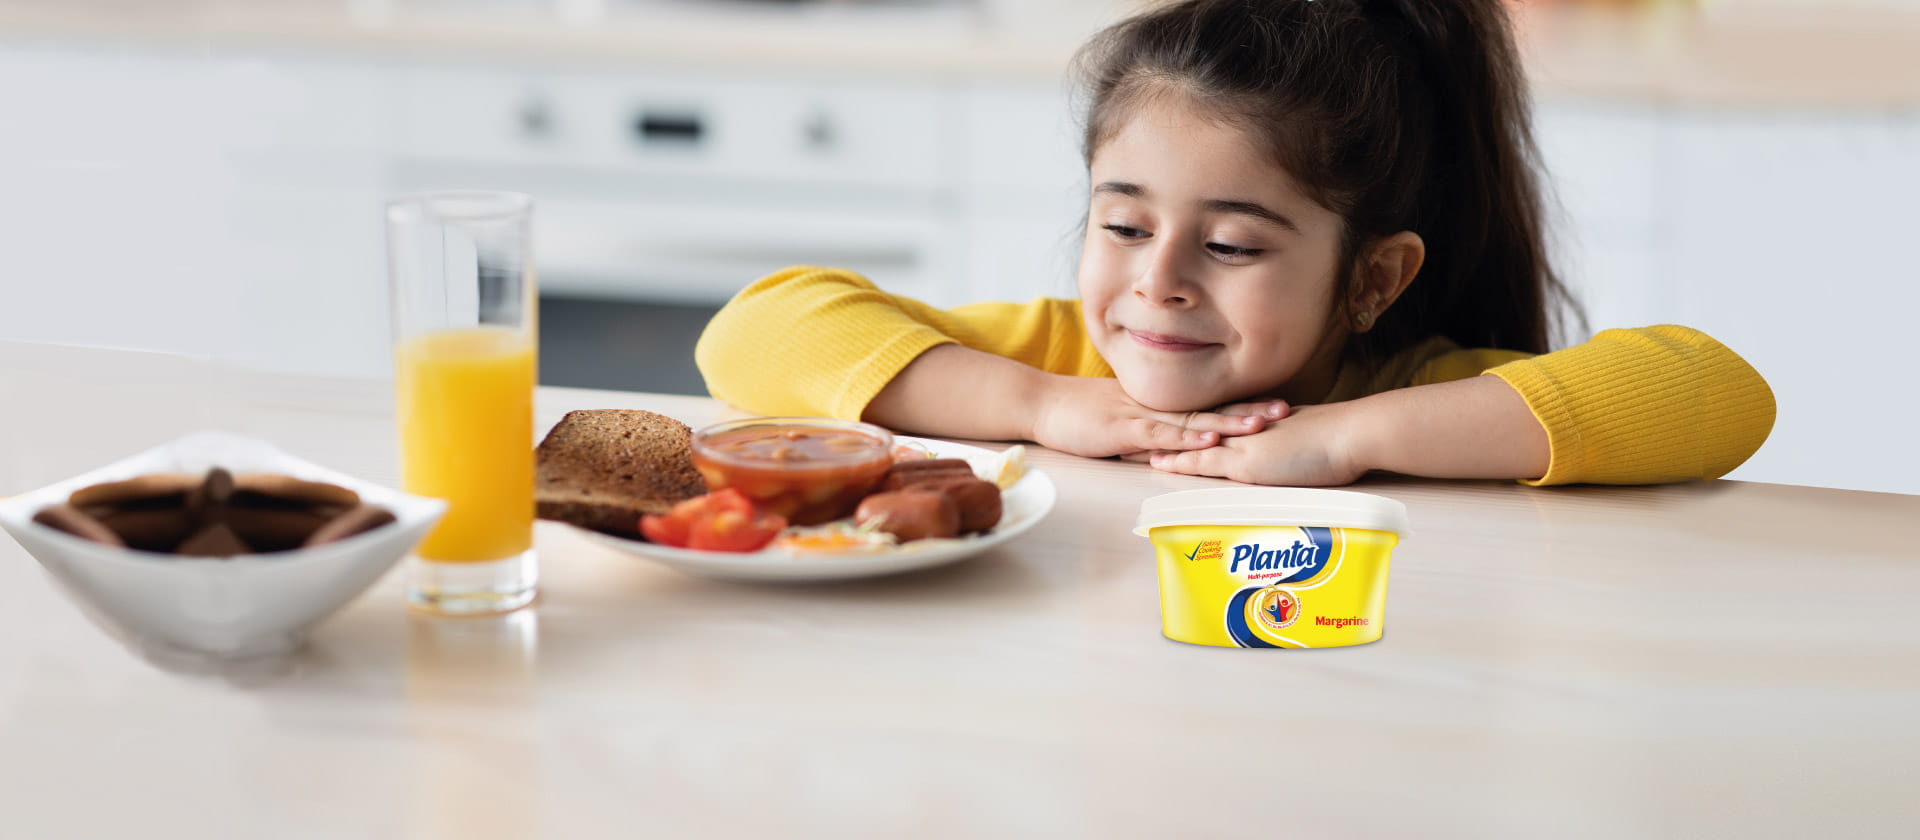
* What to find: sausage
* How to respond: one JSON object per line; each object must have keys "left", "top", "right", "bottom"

{"left": 881, "top": 458, "right": 977, "bottom": 492}
{"left": 916, "top": 477, "right": 1002, "bottom": 534}
{"left": 855, "top": 490, "right": 960, "bottom": 542}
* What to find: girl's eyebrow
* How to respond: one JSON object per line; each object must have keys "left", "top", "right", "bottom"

{"left": 1093, "top": 181, "right": 1301, "bottom": 234}
{"left": 1093, "top": 181, "right": 1148, "bottom": 198}
{"left": 1201, "top": 199, "right": 1301, "bottom": 235}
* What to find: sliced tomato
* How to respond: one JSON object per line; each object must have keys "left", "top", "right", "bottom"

{"left": 693, "top": 488, "right": 753, "bottom": 518}
{"left": 686, "top": 506, "right": 787, "bottom": 552}
{"left": 639, "top": 511, "right": 690, "bottom": 547}
{"left": 638, "top": 488, "right": 783, "bottom": 552}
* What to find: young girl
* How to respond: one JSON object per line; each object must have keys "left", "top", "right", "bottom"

{"left": 695, "top": 0, "right": 1774, "bottom": 487}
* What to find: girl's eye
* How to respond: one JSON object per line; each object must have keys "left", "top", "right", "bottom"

{"left": 1207, "top": 242, "right": 1264, "bottom": 259}
{"left": 1102, "top": 224, "right": 1148, "bottom": 240}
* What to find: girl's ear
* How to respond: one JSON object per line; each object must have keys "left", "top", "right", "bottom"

{"left": 1350, "top": 231, "right": 1425, "bottom": 333}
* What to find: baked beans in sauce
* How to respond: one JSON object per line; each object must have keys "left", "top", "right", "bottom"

{"left": 692, "top": 421, "right": 893, "bottom": 525}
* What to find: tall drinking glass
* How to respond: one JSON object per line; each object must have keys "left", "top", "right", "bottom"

{"left": 387, "top": 191, "right": 538, "bottom": 615}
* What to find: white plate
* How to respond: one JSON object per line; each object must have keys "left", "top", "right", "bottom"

{"left": 576, "top": 438, "right": 1055, "bottom": 582}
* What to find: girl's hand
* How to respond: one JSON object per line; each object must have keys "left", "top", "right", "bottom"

{"left": 1211, "top": 399, "right": 1291, "bottom": 422}
{"left": 1029, "top": 375, "right": 1283, "bottom": 458}
{"left": 1139, "top": 377, "right": 1554, "bottom": 485}
{"left": 1140, "top": 403, "right": 1367, "bottom": 486}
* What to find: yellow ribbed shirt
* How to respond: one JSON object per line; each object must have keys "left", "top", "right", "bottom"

{"left": 696, "top": 266, "right": 1777, "bottom": 486}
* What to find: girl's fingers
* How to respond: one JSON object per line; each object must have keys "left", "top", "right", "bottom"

{"left": 1212, "top": 400, "right": 1290, "bottom": 420}
{"left": 1149, "top": 446, "right": 1232, "bottom": 478}
{"left": 1161, "top": 410, "right": 1268, "bottom": 437}
{"left": 1139, "top": 419, "right": 1218, "bottom": 451}
{"left": 1117, "top": 452, "right": 1156, "bottom": 463}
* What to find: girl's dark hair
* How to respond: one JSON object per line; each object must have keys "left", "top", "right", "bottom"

{"left": 1074, "top": 0, "right": 1578, "bottom": 358}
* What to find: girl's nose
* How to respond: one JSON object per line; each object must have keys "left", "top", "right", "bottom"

{"left": 1133, "top": 241, "right": 1198, "bottom": 308}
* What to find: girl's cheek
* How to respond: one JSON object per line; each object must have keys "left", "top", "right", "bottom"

{"left": 1077, "top": 248, "right": 1125, "bottom": 300}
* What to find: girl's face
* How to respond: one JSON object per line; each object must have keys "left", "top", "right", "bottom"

{"left": 1079, "top": 93, "right": 1351, "bottom": 412}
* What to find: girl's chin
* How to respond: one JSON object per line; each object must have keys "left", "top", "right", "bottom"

{"left": 1113, "top": 375, "right": 1223, "bottom": 414}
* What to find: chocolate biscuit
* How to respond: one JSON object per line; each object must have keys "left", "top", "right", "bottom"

{"left": 32, "top": 504, "right": 127, "bottom": 548}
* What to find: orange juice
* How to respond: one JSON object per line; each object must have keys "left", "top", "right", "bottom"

{"left": 396, "top": 326, "right": 535, "bottom": 562}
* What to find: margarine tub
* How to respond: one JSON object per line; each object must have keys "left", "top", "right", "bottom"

{"left": 1135, "top": 488, "right": 1411, "bottom": 649}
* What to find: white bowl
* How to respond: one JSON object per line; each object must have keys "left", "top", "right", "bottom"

{"left": 0, "top": 431, "right": 445, "bottom": 660}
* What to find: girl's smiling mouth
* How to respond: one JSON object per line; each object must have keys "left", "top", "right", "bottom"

{"left": 1127, "top": 329, "right": 1219, "bottom": 352}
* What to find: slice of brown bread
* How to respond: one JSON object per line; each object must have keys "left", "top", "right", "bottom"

{"left": 535, "top": 409, "right": 708, "bottom": 536}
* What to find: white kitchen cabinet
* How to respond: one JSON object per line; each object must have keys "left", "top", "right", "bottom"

{"left": 0, "top": 45, "right": 239, "bottom": 361}
{"left": 1532, "top": 100, "right": 1920, "bottom": 495}
{"left": 1660, "top": 109, "right": 1920, "bottom": 495}
{"left": 957, "top": 81, "right": 1087, "bottom": 303}
{"left": 0, "top": 44, "right": 391, "bottom": 379}
{"left": 215, "top": 58, "right": 392, "bottom": 380}
{"left": 1533, "top": 100, "right": 1665, "bottom": 340}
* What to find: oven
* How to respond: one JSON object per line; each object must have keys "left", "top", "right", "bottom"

{"left": 389, "top": 59, "right": 966, "bottom": 392}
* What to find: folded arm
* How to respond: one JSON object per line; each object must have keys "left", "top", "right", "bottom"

{"left": 695, "top": 266, "right": 993, "bottom": 420}
{"left": 695, "top": 266, "right": 1272, "bottom": 456}
{"left": 1147, "top": 375, "right": 1548, "bottom": 485}
{"left": 1478, "top": 325, "right": 1776, "bottom": 485}
{"left": 1151, "top": 325, "right": 1775, "bottom": 486}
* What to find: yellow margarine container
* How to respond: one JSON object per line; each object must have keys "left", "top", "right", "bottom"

{"left": 1135, "top": 488, "right": 1411, "bottom": 649}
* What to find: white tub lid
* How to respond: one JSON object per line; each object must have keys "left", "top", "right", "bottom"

{"left": 1133, "top": 487, "right": 1411, "bottom": 537}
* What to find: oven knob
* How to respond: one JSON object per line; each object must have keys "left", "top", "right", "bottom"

{"left": 802, "top": 109, "right": 836, "bottom": 152}
{"left": 518, "top": 97, "right": 554, "bottom": 140}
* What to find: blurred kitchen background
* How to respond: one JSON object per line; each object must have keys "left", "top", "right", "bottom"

{"left": 2, "top": 0, "right": 1916, "bottom": 493}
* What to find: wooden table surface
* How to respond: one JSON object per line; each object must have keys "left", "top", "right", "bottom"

{"left": 2, "top": 342, "right": 1915, "bottom": 838}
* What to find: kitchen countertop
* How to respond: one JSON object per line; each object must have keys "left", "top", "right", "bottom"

{"left": 1, "top": 340, "right": 1915, "bottom": 836}
{"left": 1, "top": 0, "right": 1917, "bottom": 106}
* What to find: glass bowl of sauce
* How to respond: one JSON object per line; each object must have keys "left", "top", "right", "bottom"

{"left": 691, "top": 418, "right": 894, "bottom": 525}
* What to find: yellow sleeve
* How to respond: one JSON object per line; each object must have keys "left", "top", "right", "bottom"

{"left": 694, "top": 266, "right": 1108, "bottom": 419}
{"left": 1461, "top": 325, "right": 1777, "bottom": 486}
